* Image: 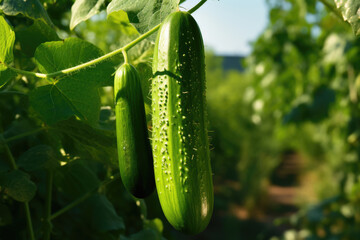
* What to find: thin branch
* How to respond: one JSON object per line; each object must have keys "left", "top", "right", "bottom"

{"left": 24, "top": 203, "right": 36, "bottom": 240}
{"left": 0, "top": 134, "right": 18, "bottom": 169}
{"left": 50, "top": 174, "right": 120, "bottom": 220}
{"left": 5, "top": 0, "right": 208, "bottom": 80}
{"left": 50, "top": 188, "right": 96, "bottom": 220}
{"left": 2, "top": 127, "right": 47, "bottom": 144}
{"left": 188, "top": 0, "right": 207, "bottom": 14}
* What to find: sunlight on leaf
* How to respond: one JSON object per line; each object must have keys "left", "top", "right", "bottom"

{"left": 335, "top": 0, "right": 360, "bottom": 35}
{"left": 70, "top": 0, "right": 105, "bottom": 30}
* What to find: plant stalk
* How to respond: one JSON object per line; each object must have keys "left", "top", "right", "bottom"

{"left": 50, "top": 174, "right": 120, "bottom": 220}
{"left": 5, "top": 0, "right": 208, "bottom": 79}
{"left": 2, "top": 127, "right": 47, "bottom": 144}
{"left": 50, "top": 188, "right": 96, "bottom": 220}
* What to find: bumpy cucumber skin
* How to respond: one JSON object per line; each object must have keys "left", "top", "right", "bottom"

{"left": 152, "top": 11, "right": 214, "bottom": 234}
{"left": 114, "top": 63, "right": 155, "bottom": 198}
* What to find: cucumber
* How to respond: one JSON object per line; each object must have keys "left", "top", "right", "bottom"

{"left": 152, "top": 11, "right": 214, "bottom": 234}
{"left": 114, "top": 63, "right": 155, "bottom": 198}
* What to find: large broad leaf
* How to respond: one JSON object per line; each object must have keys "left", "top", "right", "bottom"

{"left": 16, "top": 20, "right": 59, "bottom": 57}
{"left": 0, "top": 170, "right": 37, "bottom": 202}
{"left": 0, "top": 68, "right": 16, "bottom": 88}
{"left": 55, "top": 119, "right": 118, "bottom": 166}
{"left": 17, "top": 145, "right": 59, "bottom": 171}
{"left": 82, "top": 194, "right": 125, "bottom": 232}
{"left": 334, "top": 0, "right": 360, "bottom": 35}
{"left": 30, "top": 82, "right": 101, "bottom": 125}
{"left": 0, "top": 16, "right": 16, "bottom": 88}
{"left": 0, "top": 0, "right": 53, "bottom": 26}
{"left": 0, "top": 16, "right": 15, "bottom": 68}
{"left": 54, "top": 160, "right": 100, "bottom": 199}
{"left": 107, "top": 0, "right": 179, "bottom": 36}
{"left": 30, "top": 38, "right": 115, "bottom": 125}
{"left": 70, "top": 0, "right": 106, "bottom": 30}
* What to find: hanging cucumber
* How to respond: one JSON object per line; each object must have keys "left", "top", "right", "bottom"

{"left": 114, "top": 63, "right": 155, "bottom": 198}
{"left": 152, "top": 11, "right": 214, "bottom": 234}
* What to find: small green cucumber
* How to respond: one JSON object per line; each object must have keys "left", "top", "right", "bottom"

{"left": 114, "top": 63, "right": 155, "bottom": 198}
{"left": 152, "top": 11, "right": 214, "bottom": 234}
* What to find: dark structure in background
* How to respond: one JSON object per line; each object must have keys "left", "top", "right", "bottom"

{"left": 221, "top": 56, "right": 244, "bottom": 72}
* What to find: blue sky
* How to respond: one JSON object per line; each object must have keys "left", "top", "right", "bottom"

{"left": 181, "top": 0, "right": 268, "bottom": 56}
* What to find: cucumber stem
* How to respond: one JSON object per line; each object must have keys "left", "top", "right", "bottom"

{"left": 122, "top": 49, "right": 129, "bottom": 64}
{"left": 5, "top": 0, "right": 208, "bottom": 79}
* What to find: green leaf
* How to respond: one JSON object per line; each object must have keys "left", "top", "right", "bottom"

{"left": 34, "top": 38, "right": 114, "bottom": 83}
{"left": 335, "top": 0, "right": 360, "bottom": 35}
{"left": 55, "top": 119, "right": 118, "bottom": 166}
{"left": 0, "top": 0, "right": 53, "bottom": 26}
{"left": 16, "top": 20, "right": 59, "bottom": 57}
{"left": 30, "top": 38, "right": 115, "bottom": 125}
{"left": 0, "top": 16, "right": 15, "bottom": 66}
{"left": 17, "top": 145, "right": 59, "bottom": 171}
{"left": 0, "top": 170, "right": 37, "bottom": 202}
{"left": 54, "top": 160, "right": 100, "bottom": 199}
{"left": 107, "top": 10, "right": 154, "bottom": 63}
{"left": 70, "top": 0, "right": 105, "bottom": 30}
{"left": 283, "top": 86, "right": 335, "bottom": 124}
{"left": 82, "top": 194, "right": 125, "bottom": 232}
{"left": 107, "top": 10, "right": 139, "bottom": 35}
{"left": 0, "top": 67, "right": 17, "bottom": 88}
{"left": 29, "top": 82, "right": 101, "bottom": 125}
{"left": 308, "top": 86, "right": 336, "bottom": 121}
{"left": 107, "top": 0, "right": 178, "bottom": 36}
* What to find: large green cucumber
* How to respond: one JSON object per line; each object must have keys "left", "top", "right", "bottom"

{"left": 114, "top": 63, "right": 155, "bottom": 198}
{"left": 152, "top": 11, "right": 214, "bottom": 234}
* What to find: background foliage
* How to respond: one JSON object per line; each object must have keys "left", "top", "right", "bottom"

{"left": 1, "top": 0, "right": 360, "bottom": 239}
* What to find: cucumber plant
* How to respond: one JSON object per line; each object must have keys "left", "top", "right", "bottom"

{"left": 0, "top": 1, "right": 213, "bottom": 239}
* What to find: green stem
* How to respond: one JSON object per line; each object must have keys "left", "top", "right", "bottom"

{"left": 7, "top": 66, "right": 47, "bottom": 78}
{"left": 44, "top": 170, "right": 53, "bottom": 240}
{"left": 188, "top": 0, "right": 207, "bottom": 14}
{"left": 24, "top": 203, "right": 36, "bottom": 240}
{"left": 318, "top": 0, "right": 343, "bottom": 20}
{"left": 6, "top": 0, "right": 207, "bottom": 79}
{"left": 2, "top": 127, "right": 47, "bottom": 144}
{"left": 50, "top": 188, "right": 96, "bottom": 220}
{"left": 2, "top": 140, "right": 18, "bottom": 169}
{"left": 50, "top": 174, "right": 120, "bottom": 220}
{"left": 7, "top": 24, "right": 159, "bottom": 79}
{"left": 122, "top": 49, "right": 129, "bottom": 64}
